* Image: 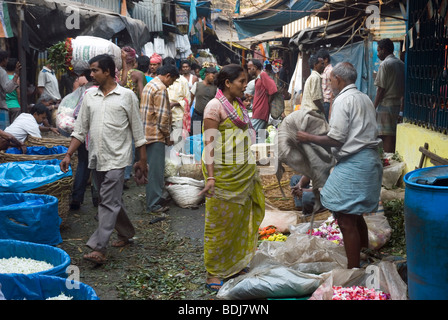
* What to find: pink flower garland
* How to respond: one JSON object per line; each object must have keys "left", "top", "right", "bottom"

{"left": 332, "top": 286, "right": 391, "bottom": 300}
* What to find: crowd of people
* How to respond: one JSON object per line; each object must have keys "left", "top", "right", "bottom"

{"left": 0, "top": 37, "right": 404, "bottom": 291}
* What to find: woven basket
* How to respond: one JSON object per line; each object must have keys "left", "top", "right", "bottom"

{"left": 25, "top": 177, "right": 74, "bottom": 227}
{"left": 261, "top": 165, "right": 297, "bottom": 211}
{"left": 178, "top": 164, "right": 203, "bottom": 181}
{"left": 26, "top": 135, "right": 71, "bottom": 148}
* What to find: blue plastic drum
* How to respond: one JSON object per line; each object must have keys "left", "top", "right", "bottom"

{"left": 403, "top": 165, "right": 448, "bottom": 300}
{"left": 0, "top": 240, "right": 71, "bottom": 278}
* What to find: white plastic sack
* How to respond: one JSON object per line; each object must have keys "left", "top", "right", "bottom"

{"left": 365, "top": 213, "right": 392, "bottom": 250}
{"left": 165, "top": 176, "right": 204, "bottom": 208}
{"left": 217, "top": 253, "right": 328, "bottom": 300}
{"left": 257, "top": 233, "right": 348, "bottom": 274}
{"left": 71, "top": 36, "right": 122, "bottom": 73}
{"left": 56, "top": 85, "right": 85, "bottom": 133}
{"left": 382, "top": 160, "right": 405, "bottom": 189}
{"left": 259, "top": 209, "right": 299, "bottom": 233}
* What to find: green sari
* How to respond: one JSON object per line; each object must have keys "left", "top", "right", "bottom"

{"left": 202, "top": 100, "right": 265, "bottom": 279}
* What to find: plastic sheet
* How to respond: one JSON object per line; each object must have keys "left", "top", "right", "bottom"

{"left": 0, "top": 274, "right": 99, "bottom": 300}
{"left": 309, "top": 261, "right": 408, "bottom": 300}
{"left": 0, "top": 159, "right": 72, "bottom": 193}
{"left": 216, "top": 232, "right": 347, "bottom": 300}
{"left": 0, "top": 193, "right": 62, "bottom": 245}
{"left": 5, "top": 145, "right": 68, "bottom": 155}
{"left": 0, "top": 240, "right": 70, "bottom": 278}
{"left": 217, "top": 253, "right": 328, "bottom": 300}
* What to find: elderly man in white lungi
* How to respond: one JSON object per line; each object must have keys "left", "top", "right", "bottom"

{"left": 296, "top": 62, "right": 383, "bottom": 269}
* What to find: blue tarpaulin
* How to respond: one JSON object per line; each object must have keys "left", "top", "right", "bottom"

{"left": 0, "top": 159, "right": 72, "bottom": 193}
{"left": 233, "top": 0, "right": 322, "bottom": 39}
{"left": 5, "top": 146, "right": 68, "bottom": 155}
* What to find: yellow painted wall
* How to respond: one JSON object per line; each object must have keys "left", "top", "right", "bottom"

{"left": 396, "top": 123, "right": 448, "bottom": 175}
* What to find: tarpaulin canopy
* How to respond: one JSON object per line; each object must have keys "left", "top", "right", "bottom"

{"left": 233, "top": 0, "right": 322, "bottom": 40}
{"left": 289, "top": 14, "right": 364, "bottom": 50}
{"left": 7, "top": 0, "right": 151, "bottom": 51}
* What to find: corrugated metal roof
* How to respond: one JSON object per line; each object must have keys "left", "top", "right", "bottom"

{"left": 69, "top": 0, "right": 121, "bottom": 13}
{"left": 282, "top": 15, "right": 326, "bottom": 38}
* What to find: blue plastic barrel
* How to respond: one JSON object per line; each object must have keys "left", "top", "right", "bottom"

{"left": 403, "top": 165, "right": 448, "bottom": 300}
{"left": 0, "top": 240, "right": 71, "bottom": 278}
{"left": 0, "top": 274, "right": 99, "bottom": 300}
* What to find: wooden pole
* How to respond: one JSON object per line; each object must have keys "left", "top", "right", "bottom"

{"left": 17, "top": 1, "right": 27, "bottom": 113}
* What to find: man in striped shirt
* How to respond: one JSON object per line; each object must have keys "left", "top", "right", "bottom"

{"left": 140, "top": 64, "right": 179, "bottom": 214}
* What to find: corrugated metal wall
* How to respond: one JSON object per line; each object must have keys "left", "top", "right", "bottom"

{"left": 132, "top": 0, "right": 163, "bottom": 33}
{"left": 371, "top": 15, "right": 406, "bottom": 41}
{"left": 69, "top": 0, "right": 163, "bottom": 32}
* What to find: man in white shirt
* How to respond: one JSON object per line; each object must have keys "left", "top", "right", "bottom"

{"left": 60, "top": 54, "right": 148, "bottom": 265}
{"left": 373, "top": 38, "right": 405, "bottom": 152}
{"left": 296, "top": 62, "right": 383, "bottom": 269}
{"left": 37, "top": 63, "right": 61, "bottom": 102}
{"left": 301, "top": 55, "right": 325, "bottom": 115}
{"left": 4, "top": 103, "right": 56, "bottom": 142}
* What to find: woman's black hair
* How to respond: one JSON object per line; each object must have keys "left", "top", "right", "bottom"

{"left": 215, "top": 64, "right": 245, "bottom": 91}
{"left": 88, "top": 54, "right": 116, "bottom": 78}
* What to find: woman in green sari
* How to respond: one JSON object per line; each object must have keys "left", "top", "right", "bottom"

{"left": 198, "top": 64, "right": 265, "bottom": 291}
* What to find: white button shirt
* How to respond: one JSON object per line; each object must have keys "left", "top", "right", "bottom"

{"left": 327, "top": 84, "right": 382, "bottom": 161}
{"left": 71, "top": 84, "right": 146, "bottom": 171}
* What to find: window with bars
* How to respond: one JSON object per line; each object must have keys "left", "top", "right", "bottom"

{"left": 405, "top": 0, "right": 448, "bottom": 134}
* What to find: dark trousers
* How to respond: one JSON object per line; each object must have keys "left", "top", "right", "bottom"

{"left": 145, "top": 142, "right": 166, "bottom": 212}
{"left": 290, "top": 175, "right": 316, "bottom": 215}
{"left": 71, "top": 142, "right": 99, "bottom": 204}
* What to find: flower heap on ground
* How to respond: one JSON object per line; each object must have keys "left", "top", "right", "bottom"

{"left": 307, "top": 216, "right": 343, "bottom": 245}
{"left": 332, "top": 286, "right": 391, "bottom": 300}
{"left": 258, "top": 225, "right": 288, "bottom": 242}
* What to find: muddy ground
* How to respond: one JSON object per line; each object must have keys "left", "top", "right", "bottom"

{"left": 57, "top": 171, "right": 407, "bottom": 301}
{"left": 58, "top": 178, "right": 215, "bottom": 300}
